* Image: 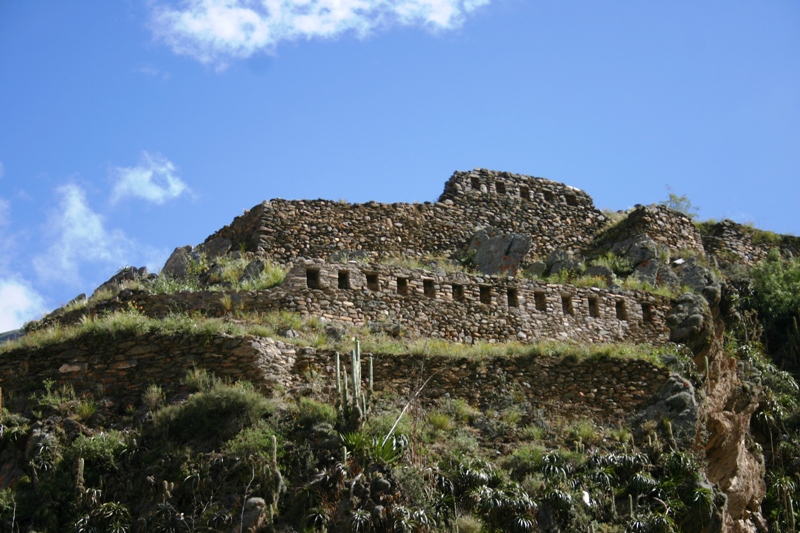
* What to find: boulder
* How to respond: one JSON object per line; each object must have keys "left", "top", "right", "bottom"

{"left": 161, "top": 246, "right": 193, "bottom": 279}
{"left": 197, "top": 237, "right": 232, "bottom": 259}
{"left": 634, "top": 374, "right": 698, "bottom": 447}
{"left": 584, "top": 265, "right": 614, "bottom": 285}
{"left": 544, "top": 249, "right": 582, "bottom": 276}
{"left": 93, "top": 266, "right": 150, "bottom": 296}
{"left": 465, "top": 226, "right": 531, "bottom": 276}
{"left": 667, "top": 292, "right": 715, "bottom": 358}
{"left": 675, "top": 258, "right": 721, "bottom": 305}
{"left": 611, "top": 234, "right": 659, "bottom": 267}
{"left": 241, "top": 259, "right": 266, "bottom": 281}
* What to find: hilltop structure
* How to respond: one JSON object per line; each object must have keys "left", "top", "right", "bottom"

{"left": 5, "top": 168, "right": 795, "bottom": 532}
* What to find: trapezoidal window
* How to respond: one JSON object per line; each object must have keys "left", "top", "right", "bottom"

{"left": 396, "top": 277, "right": 410, "bottom": 295}
{"left": 338, "top": 270, "right": 350, "bottom": 289}
{"left": 306, "top": 269, "right": 321, "bottom": 289}
{"left": 423, "top": 279, "right": 436, "bottom": 298}
{"left": 479, "top": 286, "right": 492, "bottom": 305}
{"left": 588, "top": 295, "right": 600, "bottom": 318}
{"left": 495, "top": 181, "right": 507, "bottom": 195}
{"left": 534, "top": 290, "right": 547, "bottom": 312}
{"left": 507, "top": 288, "right": 519, "bottom": 308}
{"left": 519, "top": 185, "right": 530, "bottom": 200}
{"left": 452, "top": 284, "right": 464, "bottom": 302}
{"left": 561, "top": 294, "right": 574, "bottom": 316}
{"left": 641, "top": 303, "right": 654, "bottom": 323}
{"left": 543, "top": 191, "right": 555, "bottom": 203}
{"left": 565, "top": 194, "right": 578, "bottom": 207}
{"left": 366, "top": 273, "right": 380, "bottom": 291}
{"left": 470, "top": 177, "right": 481, "bottom": 190}
{"left": 616, "top": 300, "right": 628, "bottom": 321}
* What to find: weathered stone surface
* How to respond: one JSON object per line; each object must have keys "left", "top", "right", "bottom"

{"left": 545, "top": 249, "right": 583, "bottom": 276}
{"left": 675, "top": 258, "right": 721, "bottom": 305}
{"left": 197, "top": 237, "right": 232, "bottom": 259}
{"left": 611, "top": 234, "right": 659, "bottom": 267}
{"left": 465, "top": 226, "right": 531, "bottom": 276}
{"left": 161, "top": 246, "right": 193, "bottom": 279}
{"left": 667, "top": 292, "right": 715, "bottom": 357}
{"left": 634, "top": 375, "right": 698, "bottom": 447}
{"left": 241, "top": 259, "right": 266, "bottom": 281}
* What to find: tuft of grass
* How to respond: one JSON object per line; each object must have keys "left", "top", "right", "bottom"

{"left": 567, "top": 419, "right": 600, "bottom": 445}
{"left": 427, "top": 412, "right": 455, "bottom": 432}
{"left": 75, "top": 399, "right": 98, "bottom": 422}
{"left": 142, "top": 384, "right": 165, "bottom": 411}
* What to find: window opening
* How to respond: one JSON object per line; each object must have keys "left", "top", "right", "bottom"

{"left": 543, "top": 191, "right": 554, "bottom": 203}
{"left": 338, "top": 271, "right": 350, "bottom": 290}
{"left": 306, "top": 269, "right": 321, "bottom": 289}
{"left": 495, "top": 181, "right": 506, "bottom": 195}
{"left": 519, "top": 185, "right": 530, "bottom": 200}
{"left": 452, "top": 284, "right": 464, "bottom": 301}
{"left": 616, "top": 300, "right": 628, "bottom": 320}
{"left": 423, "top": 279, "right": 436, "bottom": 298}
{"left": 534, "top": 291, "right": 547, "bottom": 312}
{"left": 366, "top": 273, "right": 380, "bottom": 291}
{"left": 470, "top": 177, "right": 481, "bottom": 190}
{"left": 642, "top": 303, "right": 654, "bottom": 323}
{"left": 588, "top": 295, "right": 600, "bottom": 318}
{"left": 565, "top": 194, "right": 578, "bottom": 207}
{"left": 397, "top": 277, "right": 409, "bottom": 295}
{"left": 561, "top": 294, "right": 574, "bottom": 315}
{"left": 479, "top": 286, "right": 492, "bottom": 305}
{"left": 507, "top": 288, "right": 519, "bottom": 307}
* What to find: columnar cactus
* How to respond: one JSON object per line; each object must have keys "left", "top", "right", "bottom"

{"left": 335, "top": 339, "right": 373, "bottom": 431}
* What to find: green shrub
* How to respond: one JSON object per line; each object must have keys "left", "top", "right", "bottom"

{"left": 152, "top": 381, "right": 275, "bottom": 446}
{"left": 427, "top": 412, "right": 455, "bottom": 432}
{"left": 224, "top": 420, "right": 279, "bottom": 458}
{"left": 295, "top": 397, "right": 337, "bottom": 429}
{"left": 183, "top": 367, "right": 217, "bottom": 393}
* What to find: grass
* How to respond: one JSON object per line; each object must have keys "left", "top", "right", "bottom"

{"left": 5, "top": 308, "right": 674, "bottom": 371}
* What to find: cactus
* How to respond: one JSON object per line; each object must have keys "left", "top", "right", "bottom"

{"left": 76, "top": 457, "right": 85, "bottom": 494}
{"left": 334, "top": 339, "right": 373, "bottom": 431}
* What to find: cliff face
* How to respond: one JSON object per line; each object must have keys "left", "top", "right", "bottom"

{"left": 670, "top": 292, "right": 766, "bottom": 532}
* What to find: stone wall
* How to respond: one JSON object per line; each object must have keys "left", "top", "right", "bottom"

{"left": 38, "top": 261, "right": 670, "bottom": 346}
{"left": 595, "top": 204, "right": 705, "bottom": 256}
{"left": 205, "top": 169, "right": 607, "bottom": 266}
{"left": 0, "top": 331, "right": 670, "bottom": 421}
{"left": 0, "top": 332, "right": 300, "bottom": 400}
{"left": 700, "top": 219, "right": 800, "bottom": 265}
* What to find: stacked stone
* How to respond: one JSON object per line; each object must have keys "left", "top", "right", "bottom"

{"left": 0, "top": 332, "right": 670, "bottom": 421}
{"left": 614, "top": 205, "right": 705, "bottom": 256}
{"left": 32, "top": 261, "right": 670, "bottom": 347}
{"left": 205, "top": 169, "right": 607, "bottom": 267}
{"left": 701, "top": 219, "right": 800, "bottom": 265}
{"left": 0, "top": 333, "right": 300, "bottom": 403}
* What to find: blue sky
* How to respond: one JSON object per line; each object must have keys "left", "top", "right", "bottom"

{"left": 1, "top": 0, "right": 798, "bottom": 330}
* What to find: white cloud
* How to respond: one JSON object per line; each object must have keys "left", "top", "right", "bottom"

{"left": 0, "top": 278, "right": 47, "bottom": 331}
{"left": 33, "top": 184, "right": 136, "bottom": 286}
{"left": 111, "top": 152, "right": 189, "bottom": 205}
{"left": 150, "top": 0, "right": 491, "bottom": 66}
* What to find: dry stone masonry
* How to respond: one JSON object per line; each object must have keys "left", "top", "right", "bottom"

{"left": 207, "top": 169, "right": 607, "bottom": 267}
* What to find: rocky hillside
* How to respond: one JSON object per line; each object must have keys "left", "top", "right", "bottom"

{"left": 1, "top": 169, "right": 798, "bottom": 533}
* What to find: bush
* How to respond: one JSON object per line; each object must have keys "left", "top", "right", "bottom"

{"left": 152, "top": 381, "right": 275, "bottom": 446}
{"left": 746, "top": 251, "right": 800, "bottom": 369}
{"left": 295, "top": 397, "right": 337, "bottom": 429}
